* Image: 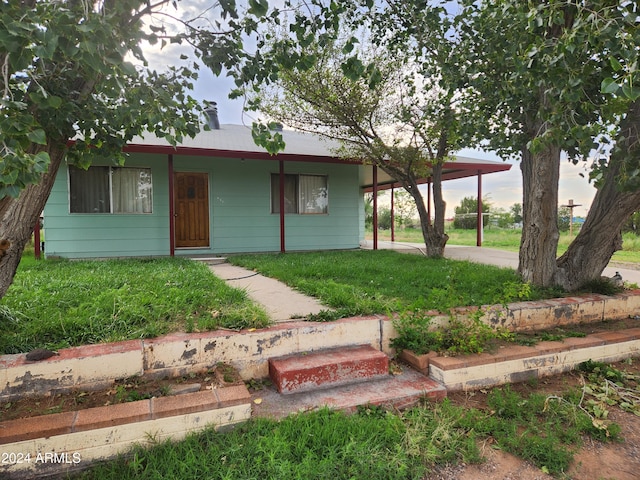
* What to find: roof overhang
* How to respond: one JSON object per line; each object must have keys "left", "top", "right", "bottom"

{"left": 123, "top": 143, "right": 361, "bottom": 165}
{"left": 360, "top": 155, "right": 511, "bottom": 192}
{"left": 83, "top": 125, "right": 511, "bottom": 187}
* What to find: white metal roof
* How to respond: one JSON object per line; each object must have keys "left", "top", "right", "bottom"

{"left": 131, "top": 124, "right": 343, "bottom": 158}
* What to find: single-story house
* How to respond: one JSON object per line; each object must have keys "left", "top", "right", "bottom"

{"left": 41, "top": 120, "right": 511, "bottom": 259}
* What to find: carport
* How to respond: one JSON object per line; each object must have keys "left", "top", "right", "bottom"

{"left": 361, "top": 155, "right": 512, "bottom": 248}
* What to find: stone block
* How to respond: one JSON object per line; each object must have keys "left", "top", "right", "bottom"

{"left": 151, "top": 390, "right": 218, "bottom": 419}
{"left": 270, "top": 345, "right": 388, "bottom": 394}
{"left": 214, "top": 384, "right": 251, "bottom": 408}
{"left": 0, "top": 412, "right": 75, "bottom": 445}
{"left": 73, "top": 400, "right": 151, "bottom": 432}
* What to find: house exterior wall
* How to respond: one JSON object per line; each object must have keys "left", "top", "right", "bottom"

{"left": 42, "top": 153, "right": 364, "bottom": 259}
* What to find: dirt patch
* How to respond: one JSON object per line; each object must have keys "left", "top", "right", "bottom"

{"left": 511, "top": 316, "right": 640, "bottom": 340}
{"left": 438, "top": 359, "right": 640, "bottom": 480}
{"left": 444, "top": 317, "right": 640, "bottom": 357}
{"left": 0, "top": 363, "right": 244, "bottom": 423}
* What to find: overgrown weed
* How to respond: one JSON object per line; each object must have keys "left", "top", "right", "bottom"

{"left": 69, "top": 384, "right": 626, "bottom": 479}
{"left": 0, "top": 257, "right": 269, "bottom": 354}
{"left": 230, "top": 250, "right": 538, "bottom": 316}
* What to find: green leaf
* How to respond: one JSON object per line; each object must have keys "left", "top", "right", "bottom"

{"left": 367, "top": 66, "right": 383, "bottom": 89}
{"left": 219, "top": 0, "right": 239, "bottom": 19}
{"left": 600, "top": 77, "right": 619, "bottom": 94}
{"left": 77, "top": 23, "right": 95, "bottom": 33}
{"left": 121, "top": 62, "right": 137, "bottom": 76}
{"left": 609, "top": 57, "right": 623, "bottom": 72}
{"left": 32, "top": 152, "right": 51, "bottom": 172}
{"left": 0, "top": 185, "right": 21, "bottom": 198}
{"left": 342, "top": 37, "right": 359, "bottom": 54}
{"left": 26, "top": 129, "right": 47, "bottom": 145}
{"left": 298, "top": 54, "right": 317, "bottom": 71}
{"left": 248, "top": 0, "right": 269, "bottom": 18}
{"left": 251, "top": 123, "right": 285, "bottom": 154}
{"left": 46, "top": 96, "right": 63, "bottom": 109}
{"left": 340, "top": 56, "right": 365, "bottom": 81}
{"left": 621, "top": 82, "right": 640, "bottom": 101}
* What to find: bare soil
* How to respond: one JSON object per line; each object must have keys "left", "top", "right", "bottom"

{"left": 0, "top": 363, "right": 244, "bottom": 423}
{"left": 433, "top": 359, "right": 640, "bottom": 480}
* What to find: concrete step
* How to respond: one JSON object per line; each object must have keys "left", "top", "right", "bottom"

{"left": 269, "top": 345, "right": 389, "bottom": 394}
{"left": 191, "top": 257, "right": 227, "bottom": 265}
{"left": 253, "top": 366, "right": 447, "bottom": 418}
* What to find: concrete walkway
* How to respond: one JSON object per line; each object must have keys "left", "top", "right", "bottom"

{"left": 204, "top": 242, "right": 640, "bottom": 324}
{"left": 361, "top": 239, "right": 640, "bottom": 285}
{"left": 207, "top": 262, "right": 328, "bottom": 322}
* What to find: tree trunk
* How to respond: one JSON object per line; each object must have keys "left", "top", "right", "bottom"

{"left": 555, "top": 172, "right": 640, "bottom": 290}
{"left": 427, "top": 161, "right": 449, "bottom": 256}
{"left": 556, "top": 99, "right": 640, "bottom": 290}
{"left": 404, "top": 167, "right": 448, "bottom": 257}
{"left": 377, "top": 161, "right": 449, "bottom": 257}
{"left": 518, "top": 143, "right": 561, "bottom": 287}
{"left": 0, "top": 144, "right": 67, "bottom": 299}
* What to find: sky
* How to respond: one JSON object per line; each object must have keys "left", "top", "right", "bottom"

{"left": 140, "top": 1, "right": 601, "bottom": 220}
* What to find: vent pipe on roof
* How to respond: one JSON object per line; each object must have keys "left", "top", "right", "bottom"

{"left": 204, "top": 101, "right": 220, "bottom": 130}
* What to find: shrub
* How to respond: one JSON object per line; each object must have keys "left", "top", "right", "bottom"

{"left": 390, "top": 306, "right": 513, "bottom": 356}
{"left": 390, "top": 308, "right": 443, "bottom": 355}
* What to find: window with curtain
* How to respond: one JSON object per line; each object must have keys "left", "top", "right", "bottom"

{"left": 112, "top": 167, "right": 153, "bottom": 213}
{"left": 271, "top": 173, "right": 328, "bottom": 214}
{"left": 69, "top": 166, "right": 153, "bottom": 214}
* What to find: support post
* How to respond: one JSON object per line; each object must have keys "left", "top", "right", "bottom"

{"left": 477, "top": 170, "right": 483, "bottom": 247}
{"left": 561, "top": 199, "right": 582, "bottom": 237}
{"left": 427, "top": 180, "right": 432, "bottom": 222}
{"left": 168, "top": 154, "right": 175, "bottom": 256}
{"left": 279, "top": 160, "right": 286, "bottom": 253}
{"left": 372, "top": 166, "right": 378, "bottom": 250}
{"left": 390, "top": 186, "right": 395, "bottom": 242}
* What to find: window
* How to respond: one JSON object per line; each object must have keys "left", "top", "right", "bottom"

{"left": 271, "top": 174, "right": 328, "bottom": 214}
{"left": 69, "top": 166, "right": 153, "bottom": 214}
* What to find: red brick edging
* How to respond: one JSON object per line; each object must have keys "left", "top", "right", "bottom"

{"left": 427, "top": 327, "right": 640, "bottom": 371}
{"left": 0, "top": 385, "right": 250, "bottom": 445}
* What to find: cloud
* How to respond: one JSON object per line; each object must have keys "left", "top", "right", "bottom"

{"left": 439, "top": 155, "right": 598, "bottom": 218}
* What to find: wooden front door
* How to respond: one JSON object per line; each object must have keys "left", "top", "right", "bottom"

{"left": 174, "top": 172, "right": 210, "bottom": 248}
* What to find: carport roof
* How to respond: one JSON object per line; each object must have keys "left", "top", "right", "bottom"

{"left": 360, "top": 155, "right": 511, "bottom": 192}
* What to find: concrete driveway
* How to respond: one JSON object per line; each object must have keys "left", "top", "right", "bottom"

{"left": 361, "top": 240, "right": 640, "bottom": 286}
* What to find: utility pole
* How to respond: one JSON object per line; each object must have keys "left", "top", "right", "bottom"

{"left": 560, "top": 199, "right": 582, "bottom": 236}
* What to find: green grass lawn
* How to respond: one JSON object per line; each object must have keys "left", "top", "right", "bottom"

{"left": 1, "top": 249, "right": 633, "bottom": 479}
{"left": 372, "top": 227, "right": 640, "bottom": 263}
{"left": 1, "top": 248, "right": 554, "bottom": 354}
{"left": 0, "top": 254, "right": 269, "bottom": 355}
{"left": 72, "top": 378, "right": 622, "bottom": 479}
{"left": 230, "top": 249, "right": 556, "bottom": 319}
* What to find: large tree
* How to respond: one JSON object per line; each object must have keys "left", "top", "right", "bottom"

{"left": 296, "top": 0, "right": 639, "bottom": 289}
{"left": 552, "top": 2, "right": 640, "bottom": 289}
{"left": 250, "top": 2, "right": 472, "bottom": 257}
{"left": 249, "top": 0, "right": 639, "bottom": 287}
{"left": 0, "top": 0, "right": 288, "bottom": 299}
{"left": 455, "top": 0, "right": 640, "bottom": 289}
{"left": 255, "top": 38, "right": 458, "bottom": 256}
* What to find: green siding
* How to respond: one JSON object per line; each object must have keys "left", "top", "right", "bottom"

{"left": 43, "top": 153, "right": 363, "bottom": 259}
{"left": 43, "top": 158, "right": 170, "bottom": 258}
